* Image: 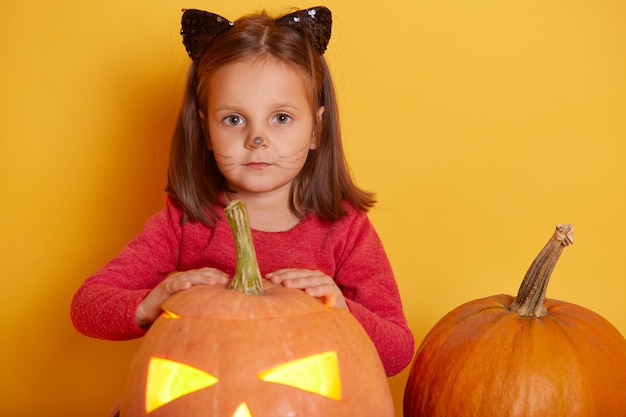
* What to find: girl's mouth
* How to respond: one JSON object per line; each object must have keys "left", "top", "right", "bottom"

{"left": 245, "top": 162, "right": 271, "bottom": 170}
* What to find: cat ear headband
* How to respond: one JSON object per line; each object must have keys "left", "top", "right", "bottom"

{"left": 181, "top": 6, "right": 332, "bottom": 63}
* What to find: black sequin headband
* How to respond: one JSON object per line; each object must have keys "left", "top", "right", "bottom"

{"left": 181, "top": 6, "right": 332, "bottom": 63}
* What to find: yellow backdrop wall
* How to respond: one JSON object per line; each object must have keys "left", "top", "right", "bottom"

{"left": 1, "top": 1, "right": 624, "bottom": 416}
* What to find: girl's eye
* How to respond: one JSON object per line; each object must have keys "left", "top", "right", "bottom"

{"left": 273, "top": 113, "right": 292, "bottom": 125}
{"left": 224, "top": 115, "right": 244, "bottom": 126}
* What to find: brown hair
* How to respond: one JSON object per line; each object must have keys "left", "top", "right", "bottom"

{"left": 166, "top": 11, "right": 375, "bottom": 225}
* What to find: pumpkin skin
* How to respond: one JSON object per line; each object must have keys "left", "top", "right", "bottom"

{"left": 403, "top": 225, "right": 626, "bottom": 417}
{"left": 120, "top": 280, "right": 395, "bottom": 417}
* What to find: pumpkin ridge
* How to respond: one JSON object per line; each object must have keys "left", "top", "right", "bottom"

{"left": 418, "top": 306, "right": 513, "bottom": 414}
{"left": 542, "top": 314, "right": 586, "bottom": 400}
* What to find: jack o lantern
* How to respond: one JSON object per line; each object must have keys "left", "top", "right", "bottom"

{"left": 120, "top": 200, "right": 394, "bottom": 417}
{"left": 403, "top": 224, "right": 626, "bottom": 417}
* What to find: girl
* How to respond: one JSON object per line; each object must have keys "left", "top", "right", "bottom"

{"left": 71, "top": 6, "right": 414, "bottom": 378}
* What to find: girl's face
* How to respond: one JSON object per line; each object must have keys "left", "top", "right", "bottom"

{"left": 205, "top": 57, "right": 323, "bottom": 200}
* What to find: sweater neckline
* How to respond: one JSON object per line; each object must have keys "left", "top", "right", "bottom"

{"left": 218, "top": 192, "right": 311, "bottom": 234}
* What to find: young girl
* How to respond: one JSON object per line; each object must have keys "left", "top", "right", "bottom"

{"left": 71, "top": 6, "right": 414, "bottom": 378}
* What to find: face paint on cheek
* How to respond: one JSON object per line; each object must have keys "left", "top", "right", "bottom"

{"left": 276, "top": 145, "right": 311, "bottom": 169}
{"left": 213, "top": 152, "right": 236, "bottom": 173}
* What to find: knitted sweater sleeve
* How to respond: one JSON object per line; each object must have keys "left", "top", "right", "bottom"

{"left": 335, "top": 209, "right": 415, "bottom": 376}
{"left": 70, "top": 203, "right": 183, "bottom": 340}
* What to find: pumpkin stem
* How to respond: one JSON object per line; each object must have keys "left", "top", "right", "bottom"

{"left": 509, "top": 224, "right": 574, "bottom": 317}
{"left": 225, "top": 200, "right": 264, "bottom": 295}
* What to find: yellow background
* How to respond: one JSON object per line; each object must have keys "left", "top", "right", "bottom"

{"left": 1, "top": 0, "right": 625, "bottom": 415}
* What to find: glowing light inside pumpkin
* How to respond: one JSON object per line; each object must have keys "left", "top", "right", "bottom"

{"left": 144, "top": 351, "right": 341, "bottom": 412}
{"left": 233, "top": 402, "right": 252, "bottom": 417}
{"left": 162, "top": 309, "right": 180, "bottom": 319}
{"left": 145, "top": 357, "right": 219, "bottom": 412}
{"left": 258, "top": 351, "right": 342, "bottom": 400}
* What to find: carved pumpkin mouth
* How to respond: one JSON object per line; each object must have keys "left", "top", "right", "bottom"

{"left": 232, "top": 403, "right": 251, "bottom": 417}
{"left": 145, "top": 351, "right": 341, "bottom": 414}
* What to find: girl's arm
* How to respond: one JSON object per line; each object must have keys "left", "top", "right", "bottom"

{"left": 334, "top": 211, "right": 415, "bottom": 377}
{"left": 266, "top": 208, "right": 414, "bottom": 376}
{"left": 70, "top": 203, "right": 183, "bottom": 340}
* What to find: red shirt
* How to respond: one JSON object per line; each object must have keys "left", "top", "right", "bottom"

{"left": 71, "top": 199, "right": 414, "bottom": 376}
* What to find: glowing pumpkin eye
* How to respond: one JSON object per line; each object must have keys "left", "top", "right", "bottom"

{"left": 145, "top": 357, "right": 219, "bottom": 412}
{"left": 257, "top": 351, "right": 341, "bottom": 400}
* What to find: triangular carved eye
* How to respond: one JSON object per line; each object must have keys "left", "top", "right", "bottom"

{"left": 257, "top": 351, "right": 341, "bottom": 400}
{"left": 145, "top": 357, "right": 219, "bottom": 412}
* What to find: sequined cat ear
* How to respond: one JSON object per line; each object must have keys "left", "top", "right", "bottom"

{"left": 181, "top": 9, "right": 234, "bottom": 63}
{"left": 276, "top": 6, "right": 332, "bottom": 55}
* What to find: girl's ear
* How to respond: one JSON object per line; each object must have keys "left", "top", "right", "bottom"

{"left": 310, "top": 106, "right": 325, "bottom": 150}
{"left": 317, "top": 106, "right": 325, "bottom": 122}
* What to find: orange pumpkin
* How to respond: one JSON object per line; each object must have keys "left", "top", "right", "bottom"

{"left": 404, "top": 224, "right": 626, "bottom": 417}
{"left": 120, "top": 200, "right": 394, "bottom": 417}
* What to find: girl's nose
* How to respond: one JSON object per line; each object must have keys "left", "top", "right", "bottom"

{"left": 246, "top": 135, "right": 267, "bottom": 149}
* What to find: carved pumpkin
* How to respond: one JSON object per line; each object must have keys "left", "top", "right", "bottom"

{"left": 404, "top": 224, "right": 626, "bottom": 417}
{"left": 120, "top": 200, "right": 394, "bottom": 417}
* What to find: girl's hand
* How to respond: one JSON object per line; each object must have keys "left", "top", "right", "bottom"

{"left": 136, "top": 268, "right": 230, "bottom": 328}
{"left": 266, "top": 268, "right": 348, "bottom": 310}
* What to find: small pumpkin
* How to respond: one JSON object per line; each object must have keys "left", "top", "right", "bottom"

{"left": 120, "top": 200, "right": 394, "bottom": 417}
{"left": 404, "top": 224, "right": 626, "bottom": 417}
